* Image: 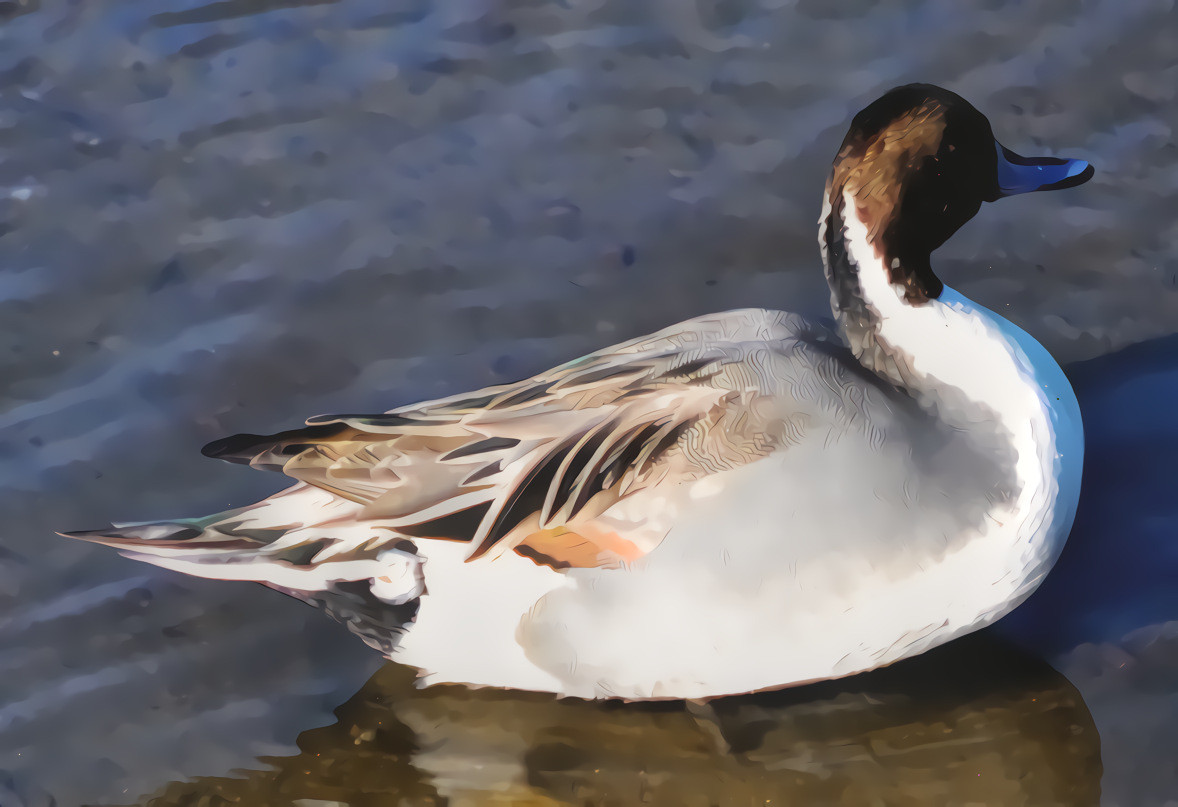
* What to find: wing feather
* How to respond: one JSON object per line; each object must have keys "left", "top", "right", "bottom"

{"left": 200, "top": 310, "right": 830, "bottom": 563}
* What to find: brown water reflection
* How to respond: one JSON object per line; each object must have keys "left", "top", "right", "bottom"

{"left": 132, "top": 633, "right": 1100, "bottom": 807}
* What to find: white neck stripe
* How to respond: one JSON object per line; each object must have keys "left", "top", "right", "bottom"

{"left": 835, "top": 189, "right": 1075, "bottom": 586}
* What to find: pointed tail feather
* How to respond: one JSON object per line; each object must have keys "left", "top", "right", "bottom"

{"left": 59, "top": 496, "right": 422, "bottom": 598}
{"left": 59, "top": 516, "right": 335, "bottom": 589}
{"left": 62, "top": 520, "right": 254, "bottom": 550}
{"left": 58, "top": 507, "right": 288, "bottom": 568}
{"left": 60, "top": 495, "right": 425, "bottom": 656}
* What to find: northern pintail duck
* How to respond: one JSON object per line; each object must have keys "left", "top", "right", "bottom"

{"left": 67, "top": 84, "right": 1092, "bottom": 700}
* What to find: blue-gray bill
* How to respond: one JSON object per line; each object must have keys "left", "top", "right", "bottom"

{"left": 995, "top": 142, "right": 1093, "bottom": 196}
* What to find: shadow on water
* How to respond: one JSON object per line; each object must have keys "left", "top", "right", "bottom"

{"left": 125, "top": 631, "right": 1100, "bottom": 807}
{"left": 1000, "top": 333, "right": 1178, "bottom": 654}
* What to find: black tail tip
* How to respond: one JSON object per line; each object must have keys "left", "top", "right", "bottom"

{"left": 58, "top": 528, "right": 118, "bottom": 543}
{"left": 201, "top": 432, "right": 267, "bottom": 463}
{"left": 58, "top": 524, "right": 204, "bottom": 545}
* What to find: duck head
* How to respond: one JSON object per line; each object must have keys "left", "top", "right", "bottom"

{"left": 822, "top": 83, "right": 1093, "bottom": 308}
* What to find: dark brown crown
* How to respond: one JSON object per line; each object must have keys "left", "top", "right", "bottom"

{"left": 828, "top": 84, "right": 1001, "bottom": 302}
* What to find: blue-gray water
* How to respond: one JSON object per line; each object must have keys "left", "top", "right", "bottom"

{"left": 0, "top": 0, "right": 1175, "bottom": 804}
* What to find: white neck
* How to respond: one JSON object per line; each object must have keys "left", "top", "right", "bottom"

{"left": 822, "top": 189, "right": 1084, "bottom": 595}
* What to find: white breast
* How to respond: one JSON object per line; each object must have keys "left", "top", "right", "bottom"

{"left": 841, "top": 189, "right": 1082, "bottom": 593}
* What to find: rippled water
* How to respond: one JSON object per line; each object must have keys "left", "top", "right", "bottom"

{"left": 1, "top": 0, "right": 1176, "bottom": 804}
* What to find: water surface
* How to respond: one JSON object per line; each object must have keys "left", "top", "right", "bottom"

{"left": 1, "top": 0, "right": 1175, "bottom": 804}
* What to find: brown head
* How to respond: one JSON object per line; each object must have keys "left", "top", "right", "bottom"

{"left": 826, "top": 84, "right": 1093, "bottom": 304}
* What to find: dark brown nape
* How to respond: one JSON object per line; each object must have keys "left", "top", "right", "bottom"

{"left": 827, "top": 84, "right": 1000, "bottom": 304}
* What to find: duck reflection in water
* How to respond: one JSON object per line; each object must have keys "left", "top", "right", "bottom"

{"left": 133, "top": 632, "right": 1100, "bottom": 807}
